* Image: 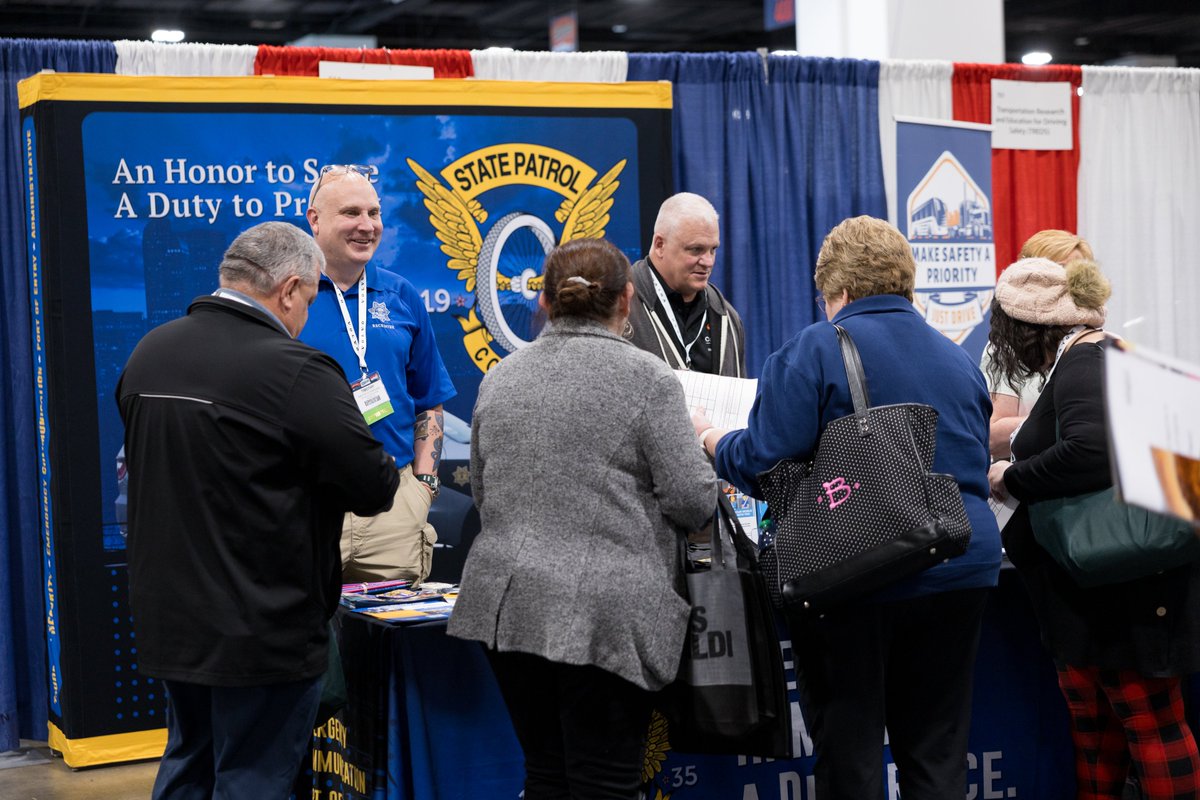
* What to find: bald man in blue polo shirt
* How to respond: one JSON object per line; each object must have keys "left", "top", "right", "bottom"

{"left": 301, "top": 165, "right": 456, "bottom": 585}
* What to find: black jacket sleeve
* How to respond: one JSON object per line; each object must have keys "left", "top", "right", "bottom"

{"left": 286, "top": 354, "right": 400, "bottom": 516}
{"left": 1004, "top": 344, "right": 1111, "bottom": 503}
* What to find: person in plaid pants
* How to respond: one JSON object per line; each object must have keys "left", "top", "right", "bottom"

{"left": 1058, "top": 666, "right": 1199, "bottom": 798}
{"left": 988, "top": 257, "right": 1200, "bottom": 799}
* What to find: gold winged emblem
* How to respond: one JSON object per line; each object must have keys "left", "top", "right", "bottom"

{"left": 406, "top": 151, "right": 629, "bottom": 373}
{"left": 641, "top": 709, "right": 671, "bottom": 786}
{"left": 407, "top": 158, "right": 485, "bottom": 292}
{"left": 556, "top": 159, "right": 626, "bottom": 244}
{"left": 409, "top": 156, "right": 626, "bottom": 293}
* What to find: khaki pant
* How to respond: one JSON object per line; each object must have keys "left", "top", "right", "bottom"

{"left": 340, "top": 464, "right": 437, "bottom": 585}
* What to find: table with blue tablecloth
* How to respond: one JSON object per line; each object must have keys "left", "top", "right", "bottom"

{"left": 298, "top": 569, "right": 1078, "bottom": 800}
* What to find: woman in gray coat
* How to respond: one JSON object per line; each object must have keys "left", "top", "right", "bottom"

{"left": 448, "top": 237, "right": 717, "bottom": 800}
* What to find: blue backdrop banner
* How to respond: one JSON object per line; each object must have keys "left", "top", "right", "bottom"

{"left": 19, "top": 72, "right": 672, "bottom": 766}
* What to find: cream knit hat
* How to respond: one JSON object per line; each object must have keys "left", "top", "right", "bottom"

{"left": 994, "top": 257, "right": 1110, "bottom": 327}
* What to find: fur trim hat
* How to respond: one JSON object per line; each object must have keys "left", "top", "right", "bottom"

{"left": 994, "top": 257, "right": 1111, "bottom": 327}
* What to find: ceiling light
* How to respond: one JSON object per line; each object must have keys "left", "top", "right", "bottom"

{"left": 151, "top": 29, "right": 185, "bottom": 43}
{"left": 611, "top": 24, "right": 628, "bottom": 34}
{"left": 1074, "top": 36, "right": 1090, "bottom": 47}
{"left": 1021, "top": 51, "right": 1052, "bottom": 66}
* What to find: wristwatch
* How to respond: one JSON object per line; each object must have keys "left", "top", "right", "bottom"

{"left": 415, "top": 473, "right": 441, "bottom": 498}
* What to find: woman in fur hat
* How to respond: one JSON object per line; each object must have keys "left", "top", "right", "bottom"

{"left": 982, "top": 229, "right": 1095, "bottom": 459}
{"left": 987, "top": 258, "right": 1200, "bottom": 799}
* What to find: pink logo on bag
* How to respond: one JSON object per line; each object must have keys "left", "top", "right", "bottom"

{"left": 817, "top": 476, "right": 860, "bottom": 509}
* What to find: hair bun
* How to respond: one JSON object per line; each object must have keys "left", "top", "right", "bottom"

{"left": 1065, "top": 259, "right": 1111, "bottom": 310}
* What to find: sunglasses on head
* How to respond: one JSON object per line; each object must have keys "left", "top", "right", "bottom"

{"left": 310, "top": 164, "right": 376, "bottom": 202}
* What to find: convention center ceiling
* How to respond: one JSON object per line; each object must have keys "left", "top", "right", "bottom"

{"left": 6, "top": 0, "right": 1199, "bottom": 66}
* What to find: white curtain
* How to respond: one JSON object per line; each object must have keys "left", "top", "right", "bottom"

{"left": 877, "top": 60, "right": 953, "bottom": 226}
{"left": 469, "top": 50, "right": 627, "bottom": 83}
{"left": 1078, "top": 67, "right": 1200, "bottom": 362}
{"left": 115, "top": 41, "right": 258, "bottom": 76}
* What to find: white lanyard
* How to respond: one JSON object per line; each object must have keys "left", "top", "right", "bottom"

{"left": 332, "top": 272, "right": 369, "bottom": 374}
{"left": 1048, "top": 325, "right": 1091, "bottom": 380}
{"left": 649, "top": 270, "right": 707, "bottom": 368}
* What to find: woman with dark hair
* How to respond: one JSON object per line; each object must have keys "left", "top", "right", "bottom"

{"left": 448, "top": 237, "right": 717, "bottom": 800}
{"left": 982, "top": 229, "right": 1096, "bottom": 458}
{"left": 987, "top": 257, "right": 1200, "bottom": 799}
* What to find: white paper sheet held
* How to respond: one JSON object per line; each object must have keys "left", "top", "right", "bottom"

{"left": 675, "top": 370, "right": 758, "bottom": 431}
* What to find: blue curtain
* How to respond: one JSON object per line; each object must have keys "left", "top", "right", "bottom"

{"left": 628, "top": 52, "right": 783, "bottom": 375}
{"left": 628, "top": 53, "right": 888, "bottom": 375}
{"left": 0, "top": 37, "right": 117, "bottom": 750}
{"left": 767, "top": 55, "right": 887, "bottom": 331}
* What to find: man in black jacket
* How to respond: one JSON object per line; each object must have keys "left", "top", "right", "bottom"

{"left": 116, "top": 222, "right": 399, "bottom": 799}
{"left": 627, "top": 192, "right": 747, "bottom": 378}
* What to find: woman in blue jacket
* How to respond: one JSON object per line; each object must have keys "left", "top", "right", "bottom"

{"left": 695, "top": 216, "right": 1000, "bottom": 800}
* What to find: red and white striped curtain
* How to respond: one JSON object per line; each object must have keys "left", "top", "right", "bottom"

{"left": 253, "top": 45, "right": 473, "bottom": 78}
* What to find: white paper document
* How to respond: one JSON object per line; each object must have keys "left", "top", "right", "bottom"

{"left": 1104, "top": 341, "right": 1200, "bottom": 525}
{"left": 675, "top": 370, "right": 758, "bottom": 431}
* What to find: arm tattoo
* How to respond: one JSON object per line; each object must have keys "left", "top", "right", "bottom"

{"left": 428, "top": 409, "right": 444, "bottom": 471}
{"left": 414, "top": 409, "right": 445, "bottom": 472}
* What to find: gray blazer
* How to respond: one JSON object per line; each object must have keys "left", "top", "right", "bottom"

{"left": 446, "top": 317, "right": 717, "bottom": 690}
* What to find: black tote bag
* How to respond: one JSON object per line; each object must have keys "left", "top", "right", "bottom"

{"left": 757, "top": 324, "right": 972, "bottom": 613}
{"left": 662, "top": 494, "right": 793, "bottom": 759}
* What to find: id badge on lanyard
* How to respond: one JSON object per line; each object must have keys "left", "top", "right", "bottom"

{"left": 351, "top": 371, "right": 394, "bottom": 425}
{"left": 334, "top": 273, "right": 395, "bottom": 425}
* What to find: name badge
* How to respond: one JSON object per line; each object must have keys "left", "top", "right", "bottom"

{"left": 351, "top": 371, "right": 394, "bottom": 425}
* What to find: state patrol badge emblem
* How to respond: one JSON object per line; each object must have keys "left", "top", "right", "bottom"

{"left": 407, "top": 144, "right": 626, "bottom": 374}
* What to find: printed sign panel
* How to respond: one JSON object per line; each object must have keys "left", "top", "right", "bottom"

{"left": 896, "top": 118, "right": 995, "bottom": 361}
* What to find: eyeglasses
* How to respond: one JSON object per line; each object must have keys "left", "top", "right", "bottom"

{"left": 815, "top": 292, "right": 826, "bottom": 315}
{"left": 310, "top": 164, "right": 376, "bottom": 203}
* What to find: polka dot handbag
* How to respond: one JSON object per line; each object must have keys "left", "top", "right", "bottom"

{"left": 756, "top": 325, "right": 971, "bottom": 612}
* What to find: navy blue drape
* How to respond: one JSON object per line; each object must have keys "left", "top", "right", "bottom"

{"left": 628, "top": 52, "right": 781, "bottom": 375}
{"left": 628, "top": 52, "right": 887, "bottom": 376}
{"left": 0, "top": 38, "right": 117, "bottom": 750}
{"left": 767, "top": 55, "right": 887, "bottom": 338}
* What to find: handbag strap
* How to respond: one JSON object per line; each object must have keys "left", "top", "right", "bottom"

{"left": 1043, "top": 326, "right": 1098, "bottom": 385}
{"left": 833, "top": 324, "right": 871, "bottom": 434}
{"left": 676, "top": 499, "right": 735, "bottom": 580}
{"left": 710, "top": 493, "right": 736, "bottom": 570}
{"left": 711, "top": 491, "right": 761, "bottom": 572}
